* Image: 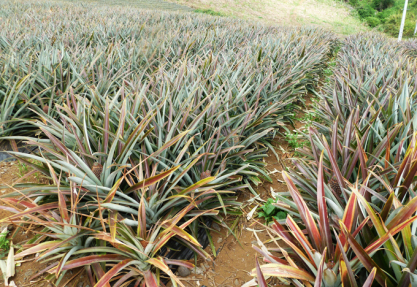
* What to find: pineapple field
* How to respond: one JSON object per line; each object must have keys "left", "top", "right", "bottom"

{"left": 1, "top": 0, "right": 417, "bottom": 286}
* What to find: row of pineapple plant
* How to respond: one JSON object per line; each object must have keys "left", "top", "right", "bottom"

{"left": 0, "top": 0, "right": 338, "bottom": 285}
{"left": 248, "top": 33, "right": 417, "bottom": 286}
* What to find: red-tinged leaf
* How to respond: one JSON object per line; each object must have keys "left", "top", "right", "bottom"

{"left": 282, "top": 171, "right": 321, "bottom": 251}
{"left": 271, "top": 218, "right": 297, "bottom": 245}
{"left": 355, "top": 132, "right": 369, "bottom": 200}
{"left": 341, "top": 223, "right": 395, "bottom": 287}
{"left": 95, "top": 259, "right": 134, "bottom": 287}
{"left": 353, "top": 188, "right": 406, "bottom": 279}
{"left": 163, "top": 259, "right": 194, "bottom": 269}
{"left": 352, "top": 217, "right": 369, "bottom": 238}
{"left": 58, "top": 186, "right": 69, "bottom": 223}
{"left": 15, "top": 241, "right": 61, "bottom": 259}
{"left": 161, "top": 222, "right": 201, "bottom": 247}
{"left": 268, "top": 224, "right": 312, "bottom": 268}
{"left": 137, "top": 194, "right": 146, "bottom": 239}
{"left": 40, "top": 127, "right": 76, "bottom": 163}
{"left": 335, "top": 192, "right": 358, "bottom": 260}
{"left": 143, "top": 269, "right": 158, "bottom": 287}
{"left": 331, "top": 117, "right": 339, "bottom": 163}
{"left": 363, "top": 268, "right": 377, "bottom": 287}
{"left": 252, "top": 245, "right": 288, "bottom": 265}
{"left": 91, "top": 263, "right": 108, "bottom": 287}
{"left": 49, "top": 254, "right": 128, "bottom": 272}
{"left": 286, "top": 216, "right": 316, "bottom": 266}
{"left": 317, "top": 152, "right": 333, "bottom": 257}
{"left": 125, "top": 166, "right": 181, "bottom": 193}
{"left": 255, "top": 256, "right": 267, "bottom": 287}
{"left": 385, "top": 130, "right": 391, "bottom": 169}
{"left": 86, "top": 265, "right": 96, "bottom": 286}
{"left": 368, "top": 124, "right": 402, "bottom": 167}
{"left": 339, "top": 259, "right": 349, "bottom": 287}
{"left": 322, "top": 136, "right": 346, "bottom": 198}
{"left": 398, "top": 151, "right": 417, "bottom": 200}
{"left": 2, "top": 202, "right": 59, "bottom": 221}
{"left": 380, "top": 193, "right": 394, "bottom": 222}
{"left": 113, "top": 270, "right": 135, "bottom": 287}
{"left": 147, "top": 257, "right": 186, "bottom": 287}
{"left": 0, "top": 205, "right": 20, "bottom": 214}
{"left": 386, "top": 195, "right": 417, "bottom": 230}
{"left": 177, "top": 177, "right": 216, "bottom": 196}
{"left": 104, "top": 178, "right": 123, "bottom": 203}
{"left": 3, "top": 198, "right": 38, "bottom": 208}
{"left": 314, "top": 248, "right": 327, "bottom": 287}
{"left": 104, "top": 98, "right": 109, "bottom": 153}
{"left": 109, "top": 210, "right": 118, "bottom": 242}
{"left": 360, "top": 215, "right": 417, "bottom": 257}
{"left": 352, "top": 188, "right": 385, "bottom": 237}
{"left": 250, "top": 264, "right": 315, "bottom": 282}
{"left": 393, "top": 148, "right": 412, "bottom": 187}
{"left": 335, "top": 230, "right": 357, "bottom": 287}
{"left": 398, "top": 244, "right": 417, "bottom": 287}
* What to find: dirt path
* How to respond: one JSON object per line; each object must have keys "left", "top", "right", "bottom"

{"left": 181, "top": 95, "right": 316, "bottom": 287}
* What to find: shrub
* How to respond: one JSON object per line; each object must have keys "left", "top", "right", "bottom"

{"left": 372, "top": 0, "right": 395, "bottom": 11}
{"left": 366, "top": 16, "right": 381, "bottom": 27}
{"left": 384, "top": 13, "right": 416, "bottom": 37}
{"left": 357, "top": 4, "right": 376, "bottom": 19}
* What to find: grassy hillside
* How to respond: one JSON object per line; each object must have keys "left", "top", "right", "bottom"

{"left": 170, "top": 0, "right": 369, "bottom": 34}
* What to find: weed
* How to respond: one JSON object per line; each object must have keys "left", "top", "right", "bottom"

{"left": 17, "top": 162, "right": 28, "bottom": 177}
{"left": 0, "top": 230, "right": 9, "bottom": 253}
{"left": 258, "top": 198, "right": 287, "bottom": 224}
{"left": 285, "top": 132, "right": 305, "bottom": 149}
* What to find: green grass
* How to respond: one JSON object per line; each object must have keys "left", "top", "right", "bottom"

{"left": 194, "top": 8, "right": 224, "bottom": 16}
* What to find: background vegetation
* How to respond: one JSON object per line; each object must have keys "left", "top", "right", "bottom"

{"left": 353, "top": 0, "right": 417, "bottom": 36}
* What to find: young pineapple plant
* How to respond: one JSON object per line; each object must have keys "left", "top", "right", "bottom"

{"left": 0, "top": 171, "right": 214, "bottom": 286}
{"left": 249, "top": 153, "right": 417, "bottom": 287}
